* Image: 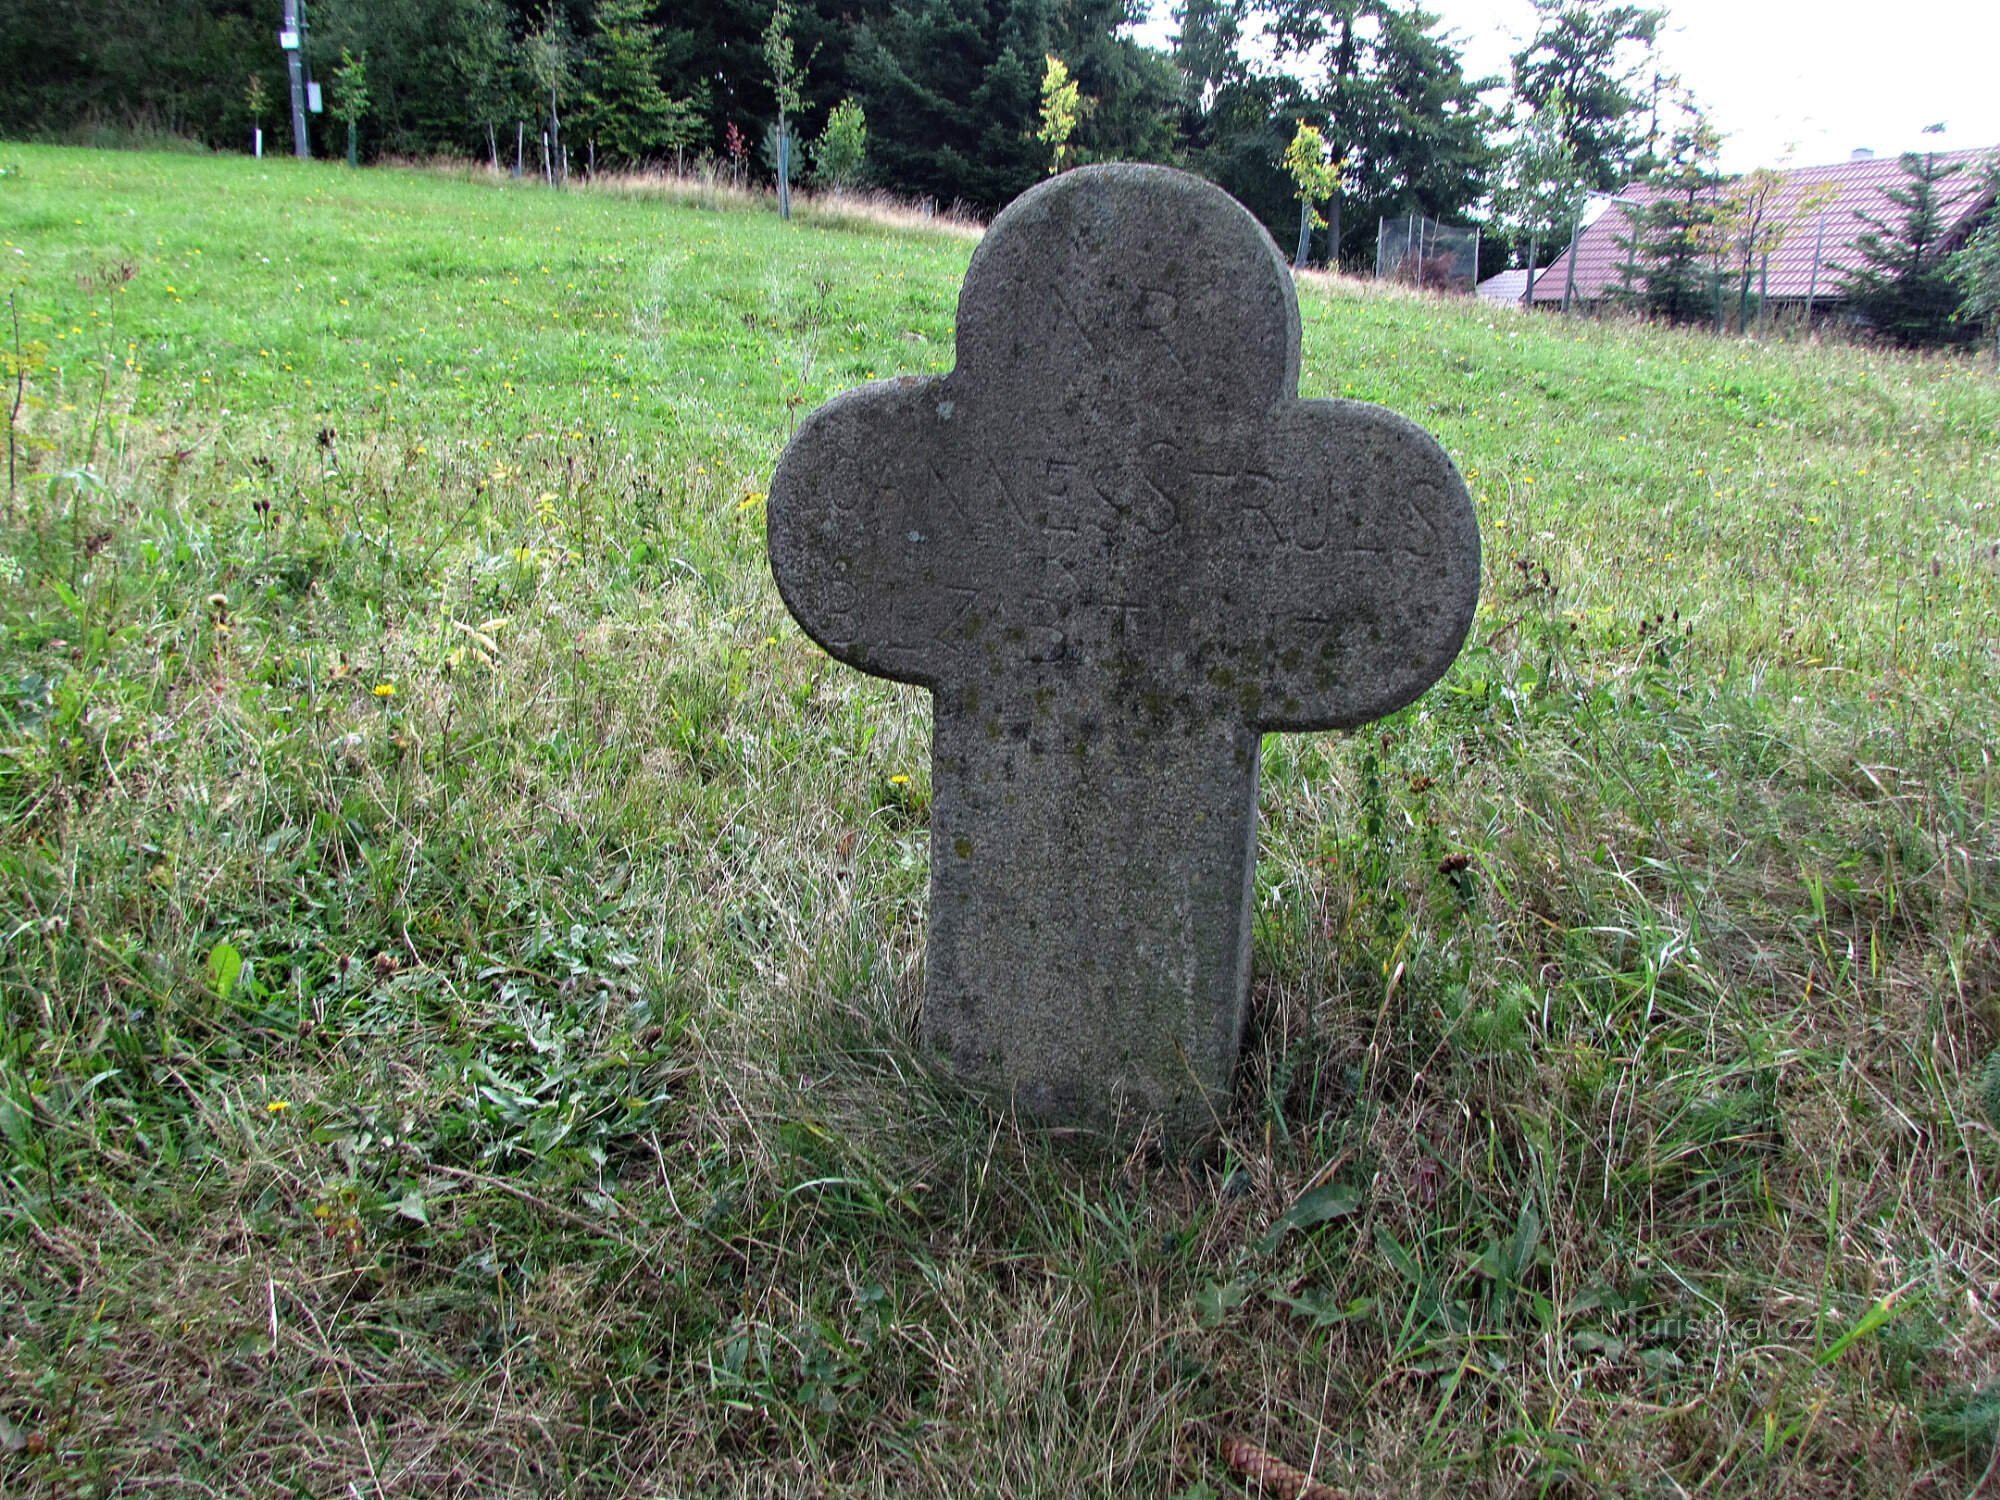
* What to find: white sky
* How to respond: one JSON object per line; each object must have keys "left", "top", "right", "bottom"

{"left": 1134, "top": 0, "right": 2000, "bottom": 174}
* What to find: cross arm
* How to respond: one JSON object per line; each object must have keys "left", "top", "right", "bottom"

{"left": 1220, "top": 398, "right": 1481, "bottom": 732}
{"left": 766, "top": 376, "right": 962, "bottom": 688}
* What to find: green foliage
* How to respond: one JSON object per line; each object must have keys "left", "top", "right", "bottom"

{"left": 1611, "top": 105, "right": 1725, "bottom": 323}
{"left": 1510, "top": 0, "right": 1666, "bottom": 192}
{"left": 1494, "top": 85, "right": 1584, "bottom": 272}
{"left": 844, "top": 0, "right": 1049, "bottom": 211}
{"left": 1038, "top": 55, "right": 1084, "bottom": 175}
{"left": 313, "top": 0, "right": 517, "bottom": 159}
{"left": 1980, "top": 1048, "right": 2000, "bottom": 1131}
{"left": 330, "top": 48, "right": 370, "bottom": 166}
{"left": 1946, "top": 157, "right": 2000, "bottom": 352}
{"left": 523, "top": 5, "right": 576, "bottom": 162}
{"left": 763, "top": 0, "right": 808, "bottom": 214}
{"left": 580, "top": 0, "right": 700, "bottom": 166}
{"left": 763, "top": 0, "right": 805, "bottom": 123}
{"left": 1267, "top": 0, "right": 1496, "bottom": 265}
{"left": 5, "top": 137, "right": 2000, "bottom": 1500}
{"left": 1839, "top": 151, "right": 1978, "bottom": 347}
{"left": 811, "top": 97, "right": 868, "bottom": 190}
{"left": 330, "top": 49, "right": 370, "bottom": 129}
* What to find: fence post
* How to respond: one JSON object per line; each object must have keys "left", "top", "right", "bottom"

{"left": 1804, "top": 217, "right": 1825, "bottom": 335}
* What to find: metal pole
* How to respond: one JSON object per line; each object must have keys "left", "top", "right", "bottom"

{"left": 1561, "top": 219, "right": 1582, "bottom": 312}
{"left": 1804, "top": 217, "right": 1825, "bottom": 335}
{"left": 778, "top": 127, "right": 792, "bottom": 220}
{"left": 282, "top": 0, "right": 310, "bottom": 159}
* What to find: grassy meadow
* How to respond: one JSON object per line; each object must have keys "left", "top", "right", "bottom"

{"left": 1, "top": 143, "right": 1998, "bottom": 1497}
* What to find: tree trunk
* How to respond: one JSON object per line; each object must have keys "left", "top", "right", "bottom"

{"left": 1327, "top": 196, "right": 1342, "bottom": 273}
{"left": 1294, "top": 201, "right": 1312, "bottom": 270}
{"left": 487, "top": 121, "right": 497, "bottom": 173}
{"left": 1522, "top": 234, "right": 1539, "bottom": 307}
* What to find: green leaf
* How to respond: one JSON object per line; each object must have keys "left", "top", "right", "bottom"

{"left": 0, "top": 1089, "right": 31, "bottom": 1152}
{"left": 207, "top": 940, "right": 243, "bottom": 1000}
{"left": 1256, "top": 1182, "right": 1362, "bottom": 1254}
{"left": 1195, "top": 1278, "right": 1250, "bottom": 1327}
{"left": 1816, "top": 1291, "right": 1911, "bottom": 1367}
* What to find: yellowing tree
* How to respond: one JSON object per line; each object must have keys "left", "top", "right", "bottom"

{"left": 1038, "top": 55, "right": 1082, "bottom": 175}
{"left": 1283, "top": 120, "right": 1341, "bottom": 270}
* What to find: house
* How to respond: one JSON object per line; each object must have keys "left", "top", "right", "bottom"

{"left": 1475, "top": 269, "right": 1532, "bottom": 304}
{"left": 1530, "top": 146, "right": 1998, "bottom": 315}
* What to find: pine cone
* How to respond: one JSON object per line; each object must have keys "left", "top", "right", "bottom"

{"left": 1220, "top": 1435, "right": 1346, "bottom": 1500}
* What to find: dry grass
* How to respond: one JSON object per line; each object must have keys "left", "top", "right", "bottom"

{"left": 1, "top": 143, "right": 1998, "bottom": 1497}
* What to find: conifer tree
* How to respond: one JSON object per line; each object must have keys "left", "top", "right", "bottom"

{"left": 1841, "top": 151, "right": 1974, "bottom": 346}
{"left": 1618, "top": 109, "right": 1723, "bottom": 323}
{"left": 582, "top": 0, "right": 699, "bottom": 167}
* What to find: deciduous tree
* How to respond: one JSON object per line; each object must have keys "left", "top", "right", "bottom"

{"left": 1282, "top": 119, "right": 1341, "bottom": 267}
{"left": 1510, "top": 0, "right": 1663, "bottom": 192}
{"left": 330, "top": 49, "right": 371, "bottom": 167}
{"left": 812, "top": 97, "right": 869, "bottom": 189}
{"left": 1493, "top": 86, "right": 1583, "bottom": 303}
{"left": 1039, "top": 55, "right": 1084, "bottom": 175}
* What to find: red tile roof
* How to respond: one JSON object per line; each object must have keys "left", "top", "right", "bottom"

{"left": 1531, "top": 147, "right": 1998, "bottom": 304}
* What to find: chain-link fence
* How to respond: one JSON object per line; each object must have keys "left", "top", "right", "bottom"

{"left": 1375, "top": 215, "right": 1481, "bottom": 293}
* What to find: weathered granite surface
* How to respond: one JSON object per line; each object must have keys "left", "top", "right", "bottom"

{"left": 768, "top": 163, "right": 1479, "bottom": 1140}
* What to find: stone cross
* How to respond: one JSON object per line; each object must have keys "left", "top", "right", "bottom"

{"left": 768, "top": 164, "right": 1479, "bottom": 1141}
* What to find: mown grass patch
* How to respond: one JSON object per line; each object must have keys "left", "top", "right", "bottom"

{"left": 1, "top": 144, "right": 1998, "bottom": 1496}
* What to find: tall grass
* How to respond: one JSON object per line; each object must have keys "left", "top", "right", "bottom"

{"left": 0, "top": 143, "right": 1996, "bottom": 1497}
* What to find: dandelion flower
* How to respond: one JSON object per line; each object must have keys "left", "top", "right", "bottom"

{"left": 372, "top": 683, "right": 397, "bottom": 698}
{"left": 266, "top": 1100, "right": 291, "bottom": 1114}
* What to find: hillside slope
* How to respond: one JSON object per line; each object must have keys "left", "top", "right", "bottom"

{"left": 2, "top": 145, "right": 1998, "bottom": 1497}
